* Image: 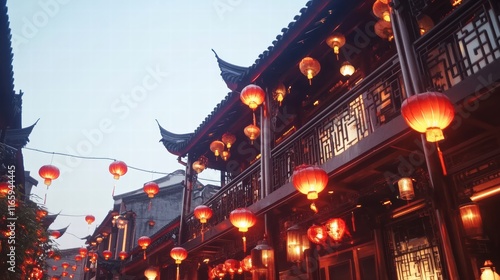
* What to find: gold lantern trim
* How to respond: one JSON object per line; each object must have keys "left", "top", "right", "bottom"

{"left": 299, "top": 57, "right": 321, "bottom": 85}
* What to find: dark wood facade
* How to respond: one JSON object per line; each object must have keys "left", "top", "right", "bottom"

{"left": 150, "top": 0, "right": 500, "bottom": 279}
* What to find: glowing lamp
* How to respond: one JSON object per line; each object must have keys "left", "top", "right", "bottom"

{"left": 38, "top": 164, "right": 60, "bottom": 187}
{"left": 222, "top": 132, "right": 236, "bottom": 149}
{"left": 451, "top": 0, "right": 462, "bottom": 7}
{"left": 61, "top": 262, "right": 69, "bottom": 270}
{"left": 78, "top": 247, "right": 87, "bottom": 258}
{"left": 401, "top": 91, "right": 455, "bottom": 142}
{"left": 71, "top": 265, "right": 77, "bottom": 271}
{"left": 109, "top": 160, "right": 128, "bottom": 180}
{"left": 74, "top": 255, "right": 82, "bottom": 262}
{"left": 61, "top": 271, "right": 68, "bottom": 277}
{"left": 326, "top": 33, "right": 346, "bottom": 58}
{"left": 375, "top": 20, "right": 394, "bottom": 41}
{"left": 225, "top": 259, "right": 240, "bottom": 277}
{"left": 481, "top": 260, "right": 500, "bottom": 280}
{"left": 0, "top": 182, "right": 9, "bottom": 197}
{"left": 51, "top": 265, "right": 57, "bottom": 271}
{"left": 251, "top": 238, "right": 275, "bottom": 279}
{"left": 417, "top": 14, "right": 434, "bottom": 35}
{"left": 287, "top": 225, "right": 309, "bottom": 263}
{"left": 144, "top": 266, "right": 158, "bottom": 280}
{"left": 118, "top": 251, "right": 129, "bottom": 261}
{"left": 138, "top": 236, "right": 151, "bottom": 259}
{"left": 244, "top": 124, "right": 260, "bottom": 144}
{"left": 50, "top": 230, "right": 61, "bottom": 239}
{"left": 143, "top": 182, "right": 160, "bottom": 198}
{"left": 459, "top": 201, "right": 483, "bottom": 239}
{"left": 325, "top": 218, "right": 346, "bottom": 241}
{"left": 222, "top": 150, "right": 231, "bottom": 161}
{"left": 85, "top": 215, "right": 95, "bottom": 225}
{"left": 171, "top": 247, "right": 188, "bottom": 280}
{"left": 194, "top": 205, "right": 213, "bottom": 224}
{"left": 273, "top": 83, "right": 287, "bottom": 105}
{"left": 241, "top": 255, "right": 253, "bottom": 271}
{"left": 210, "top": 140, "right": 225, "bottom": 157}
{"left": 299, "top": 57, "right": 321, "bottom": 85}
{"left": 102, "top": 250, "right": 112, "bottom": 260}
{"left": 398, "top": 177, "right": 415, "bottom": 200}
{"left": 340, "top": 61, "right": 355, "bottom": 77}
{"left": 292, "top": 164, "right": 328, "bottom": 200}
{"left": 230, "top": 208, "right": 256, "bottom": 253}
{"left": 240, "top": 84, "right": 265, "bottom": 110}
{"left": 307, "top": 224, "right": 328, "bottom": 244}
{"left": 192, "top": 156, "right": 208, "bottom": 174}
{"left": 372, "top": 0, "right": 391, "bottom": 22}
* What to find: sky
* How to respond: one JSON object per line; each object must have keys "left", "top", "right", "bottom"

{"left": 6, "top": 0, "right": 307, "bottom": 249}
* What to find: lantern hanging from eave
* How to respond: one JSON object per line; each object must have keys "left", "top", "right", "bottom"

{"left": 78, "top": 247, "right": 87, "bottom": 258}
{"left": 225, "top": 259, "right": 240, "bottom": 278}
{"left": 273, "top": 82, "right": 288, "bottom": 106}
{"left": 210, "top": 140, "right": 225, "bottom": 158}
{"left": 50, "top": 230, "right": 61, "bottom": 239}
{"left": 292, "top": 164, "right": 329, "bottom": 212}
{"left": 417, "top": 14, "right": 434, "bottom": 35}
{"left": 138, "top": 236, "right": 151, "bottom": 260}
{"left": 374, "top": 20, "right": 394, "bottom": 41}
{"left": 170, "top": 247, "right": 188, "bottom": 280}
{"left": 241, "top": 255, "right": 253, "bottom": 272}
{"left": 299, "top": 57, "right": 321, "bottom": 85}
{"left": 398, "top": 177, "right": 415, "bottom": 200}
{"left": 143, "top": 182, "right": 160, "bottom": 198}
{"left": 109, "top": 160, "right": 128, "bottom": 180}
{"left": 222, "top": 150, "right": 231, "bottom": 161}
{"left": 39, "top": 164, "right": 60, "bottom": 187}
{"left": 326, "top": 33, "right": 346, "bottom": 59}
{"left": 244, "top": 124, "right": 260, "bottom": 144}
{"left": 144, "top": 266, "right": 158, "bottom": 280}
{"left": 325, "top": 218, "right": 347, "bottom": 242}
{"left": 85, "top": 215, "right": 95, "bottom": 225}
{"left": 51, "top": 265, "right": 57, "bottom": 271}
{"left": 401, "top": 91, "right": 455, "bottom": 143}
{"left": 102, "top": 250, "right": 112, "bottom": 260}
{"left": 307, "top": 224, "right": 328, "bottom": 244}
{"left": 118, "top": 251, "right": 129, "bottom": 261}
{"left": 222, "top": 132, "right": 236, "bottom": 150}
{"left": 459, "top": 201, "right": 484, "bottom": 239}
{"left": 74, "top": 255, "right": 82, "bottom": 262}
{"left": 240, "top": 84, "right": 265, "bottom": 111}
{"left": 61, "top": 271, "right": 69, "bottom": 277}
{"left": 71, "top": 265, "right": 77, "bottom": 271}
{"left": 192, "top": 156, "right": 208, "bottom": 174}
{"left": 194, "top": 204, "right": 213, "bottom": 241}
{"left": 372, "top": 0, "right": 391, "bottom": 22}
{"left": 230, "top": 208, "right": 256, "bottom": 253}
{"left": 340, "top": 61, "right": 355, "bottom": 77}
{"left": 61, "top": 262, "right": 69, "bottom": 271}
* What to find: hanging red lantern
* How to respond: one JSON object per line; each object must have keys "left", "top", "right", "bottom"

{"left": 459, "top": 201, "right": 484, "bottom": 239}
{"left": 61, "top": 271, "right": 68, "bottom": 277}
{"left": 240, "top": 84, "right": 265, "bottom": 110}
{"left": 138, "top": 236, "right": 151, "bottom": 259}
{"left": 401, "top": 91, "right": 455, "bottom": 142}
{"left": 38, "top": 165, "right": 60, "bottom": 187}
{"left": 143, "top": 182, "right": 160, "bottom": 198}
{"left": 85, "top": 215, "right": 95, "bottom": 225}
{"left": 61, "top": 262, "right": 70, "bottom": 270}
{"left": 78, "top": 247, "right": 87, "bottom": 258}
{"left": 325, "top": 218, "right": 347, "bottom": 242}
{"left": 194, "top": 205, "right": 213, "bottom": 224}
{"left": 51, "top": 265, "right": 57, "bottom": 271}
{"left": 292, "top": 164, "right": 329, "bottom": 212}
{"left": 109, "top": 160, "right": 128, "bottom": 180}
{"left": 118, "top": 251, "right": 129, "bottom": 261}
{"left": 74, "top": 255, "right": 82, "bottom": 262}
{"left": 230, "top": 208, "right": 256, "bottom": 253}
{"left": 244, "top": 124, "right": 260, "bottom": 144}
{"left": 50, "top": 230, "right": 61, "bottom": 239}
{"left": 241, "top": 255, "right": 253, "bottom": 272}
{"left": 170, "top": 247, "right": 188, "bottom": 280}
{"left": 222, "top": 132, "right": 236, "bottom": 150}
{"left": 225, "top": 259, "right": 240, "bottom": 276}
{"left": 299, "top": 57, "right": 321, "bottom": 85}
{"left": 102, "top": 250, "right": 112, "bottom": 260}
{"left": 0, "top": 181, "right": 9, "bottom": 197}
{"left": 71, "top": 265, "right": 77, "bottom": 271}
{"left": 307, "top": 225, "right": 328, "bottom": 244}
{"left": 210, "top": 140, "right": 225, "bottom": 158}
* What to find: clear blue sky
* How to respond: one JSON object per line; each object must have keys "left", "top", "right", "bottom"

{"left": 6, "top": 0, "right": 306, "bottom": 249}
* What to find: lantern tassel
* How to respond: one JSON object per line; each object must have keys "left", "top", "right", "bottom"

{"left": 436, "top": 143, "right": 447, "bottom": 176}
{"left": 242, "top": 235, "right": 247, "bottom": 253}
{"left": 252, "top": 112, "right": 257, "bottom": 126}
{"left": 176, "top": 264, "right": 180, "bottom": 280}
{"left": 201, "top": 223, "right": 205, "bottom": 242}
{"left": 143, "top": 250, "right": 146, "bottom": 260}
{"left": 351, "top": 211, "right": 356, "bottom": 232}
{"left": 310, "top": 202, "right": 318, "bottom": 213}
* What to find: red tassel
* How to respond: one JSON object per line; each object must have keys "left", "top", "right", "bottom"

{"left": 143, "top": 250, "right": 146, "bottom": 260}
{"left": 243, "top": 235, "right": 247, "bottom": 253}
{"left": 351, "top": 211, "right": 356, "bottom": 232}
{"left": 437, "top": 144, "right": 447, "bottom": 176}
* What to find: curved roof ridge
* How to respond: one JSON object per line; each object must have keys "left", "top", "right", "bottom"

{"left": 212, "top": 49, "right": 248, "bottom": 91}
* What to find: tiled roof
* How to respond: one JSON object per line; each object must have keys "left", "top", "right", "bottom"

{"left": 3, "top": 121, "right": 38, "bottom": 148}
{"left": 0, "top": 0, "right": 15, "bottom": 128}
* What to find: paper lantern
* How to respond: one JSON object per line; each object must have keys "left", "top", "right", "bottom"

{"left": 118, "top": 251, "right": 129, "bottom": 261}
{"left": 39, "top": 165, "right": 60, "bottom": 187}
{"left": 51, "top": 265, "right": 57, "bottom": 271}
{"left": 325, "top": 218, "right": 346, "bottom": 241}
{"left": 109, "top": 160, "right": 128, "bottom": 180}
{"left": 417, "top": 14, "right": 434, "bottom": 35}
{"left": 398, "top": 177, "right": 415, "bottom": 200}
{"left": 299, "top": 57, "right": 321, "bottom": 85}
{"left": 241, "top": 255, "right": 253, "bottom": 272}
{"left": 372, "top": 0, "right": 391, "bottom": 22}
{"left": 222, "top": 132, "right": 236, "bottom": 149}
{"left": 85, "top": 215, "right": 95, "bottom": 225}
{"left": 102, "top": 250, "right": 112, "bottom": 260}
{"left": 292, "top": 164, "right": 328, "bottom": 200}
{"left": 143, "top": 182, "right": 160, "bottom": 198}
{"left": 171, "top": 247, "right": 188, "bottom": 280}
{"left": 340, "top": 61, "right": 355, "bottom": 77}
{"left": 144, "top": 266, "right": 158, "bottom": 280}
{"left": 210, "top": 140, "right": 225, "bottom": 157}
{"left": 192, "top": 156, "right": 208, "bottom": 174}
{"left": 480, "top": 260, "right": 500, "bottom": 280}
{"left": 230, "top": 208, "right": 256, "bottom": 253}
{"left": 326, "top": 33, "right": 346, "bottom": 59}
{"left": 0, "top": 181, "right": 9, "bottom": 197}
{"left": 225, "top": 259, "right": 240, "bottom": 277}
{"left": 221, "top": 150, "right": 231, "bottom": 161}
{"left": 78, "top": 247, "right": 87, "bottom": 258}
{"left": 240, "top": 84, "right": 265, "bottom": 110}
{"left": 61, "top": 262, "right": 69, "bottom": 270}
{"left": 61, "top": 271, "right": 68, "bottom": 277}
{"left": 194, "top": 205, "right": 213, "bottom": 223}
{"left": 74, "top": 255, "right": 82, "bottom": 262}
{"left": 71, "top": 265, "right": 77, "bottom": 271}
{"left": 244, "top": 124, "right": 260, "bottom": 144}
{"left": 374, "top": 19, "right": 394, "bottom": 41}
{"left": 307, "top": 225, "right": 328, "bottom": 244}
{"left": 50, "top": 230, "right": 61, "bottom": 239}
{"left": 138, "top": 236, "right": 152, "bottom": 259}
{"left": 401, "top": 91, "right": 455, "bottom": 142}
{"left": 273, "top": 83, "right": 287, "bottom": 105}
{"left": 459, "top": 201, "right": 483, "bottom": 239}
{"left": 286, "top": 225, "right": 309, "bottom": 263}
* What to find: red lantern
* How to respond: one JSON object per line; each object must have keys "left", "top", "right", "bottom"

{"left": 225, "top": 259, "right": 240, "bottom": 276}
{"left": 71, "top": 265, "right": 77, "bottom": 271}
{"left": 240, "top": 84, "right": 265, "bottom": 110}
{"left": 299, "top": 57, "right": 321, "bottom": 85}
{"left": 74, "top": 255, "right": 82, "bottom": 262}
{"left": 401, "top": 91, "right": 455, "bottom": 142}
{"left": 307, "top": 225, "right": 328, "bottom": 244}
{"left": 241, "top": 255, "right": 252, "bottom": 272}
{"left": 109, "top": 160, "right": 128, "bottom": 180}
{"left": 0, "top": 181, "right": 9, "bottom": 197}
{"left": 61, "top": 271, "right": 68, "bottom": 277}
{"left": 210, "top": 140, "right": 225, "bottom": 158}
{"left": 102, "top": 250, "right": 112, "bottom": 260}
{"left": 143, "top": 182, "right": 160, "bottom": 198}
{"left": 325, "top": 218, "right": 346, "bottom": 242}
{"left": 53, "top": 254, "right": 61, "bottom": 261}
{"left": 230, "top": 208, "right": 256, "bottom": 253}
{"left": 170, "top": 247, "right": 188, "bottom": 264}
{"left": 78, "top": 247, "right": 87, "bottom": 258}
{"left": 138, "top": 236, "right": 151, "bottom": 259}
{"left": 194, "top": 205, "right": 213, "bottom": 224}
{"left": 118, "top": 251, "right": 129, "bottom": 261}
{"left": 61, "top": 262, "right": 70, "bottom": 270}
{"left": 38, "top": 164, "right": 60, "bottom": 187}
{"left": 50, "top": 230, "right": 61, "bottom": 239}
{"left": 51, "top": 265, "right": 57, "bottom": 271}
{"left": 85, "top": 215, "right": 95, "bottom": 225}
{"left": 292, "top": 164, "right": 329, "bottom": 203}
